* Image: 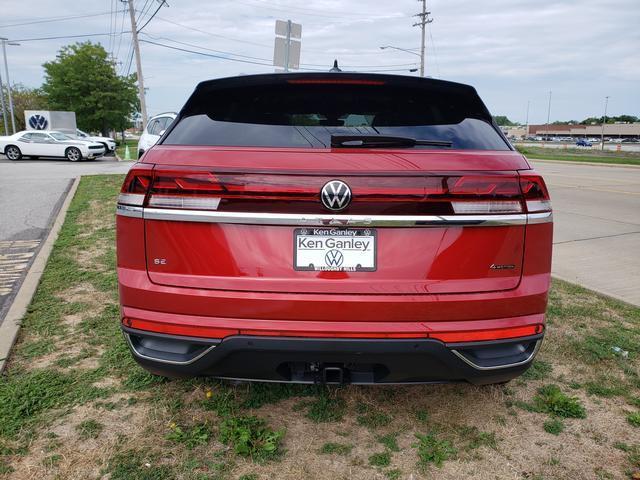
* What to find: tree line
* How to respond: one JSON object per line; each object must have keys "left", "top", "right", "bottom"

{"left": 0, "top": 42, "right": 138, "bottom": 136}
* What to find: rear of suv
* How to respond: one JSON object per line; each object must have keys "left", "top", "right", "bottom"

{"left": 116, "top": 73, "right": 552, "bottom": 385}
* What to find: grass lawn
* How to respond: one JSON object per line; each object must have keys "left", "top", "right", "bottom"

{"left": 516, "top": 145, "right": 640, "bottom": 166}
{"left": 1, "top": 174, "right": 639, "bottom": 479}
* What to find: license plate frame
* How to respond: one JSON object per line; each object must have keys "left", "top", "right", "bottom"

{"left": 293, "top": 227, "right": 377, "bottom": 272}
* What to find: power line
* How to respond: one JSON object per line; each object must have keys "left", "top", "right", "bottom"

{"left": 137, "top": 0, "right": 168, "bottom": 32}
{"left": 0, "top": 10, "right": 126, "bottom": 28}
{"left": 11, "top": 32, "right": 130, "bottom": 42}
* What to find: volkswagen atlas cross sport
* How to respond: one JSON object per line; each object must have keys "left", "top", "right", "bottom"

{"left": 116, "top": 73, "right": 553, "bottom": 385}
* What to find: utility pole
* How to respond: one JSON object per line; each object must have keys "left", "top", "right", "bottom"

{"left": 413, "top": 0, "right": 433, "bottom": 77}
{"left": 124, "top": 0, "right": 148, "bottom": 128}
{"left": 0, "top": 65, "right": 7, "bottom": 136}
{"left": 601, "top": 96, "right": 609, "bottom": 151}
{"left": 544, "top": 90, "right": 552, "bottom": 146}
{"left": 0, "top": 38, "right": 18, "bottom": 134}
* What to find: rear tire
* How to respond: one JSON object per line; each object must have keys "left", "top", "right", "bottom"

{"left": 66, "top": 147, "right": 82, "bottom": 162}
{"left": 5, "top": 145, "right": 22, "bottom": 160}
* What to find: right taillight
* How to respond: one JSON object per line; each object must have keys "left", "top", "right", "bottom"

{"left": 519, "top": 174, "right": 552, "bottom": 213}
{"left": 118, "top": 163, "right": 153, "bottom": 206}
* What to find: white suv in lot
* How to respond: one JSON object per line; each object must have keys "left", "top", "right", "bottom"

{"left": 75, "top": 129, "right": 117, "bottom": 154}
{"left": 137, "top": 112, "right": 176, "bottom": 158}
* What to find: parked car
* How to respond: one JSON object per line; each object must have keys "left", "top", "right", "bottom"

{"left": 137, "top": 112, "right": 176, "bottom": 158}
{"left": 116, "top": 73, "right": 553, "bottom": 385}
{"left": 0, "top": 130, "right": 105, "bottom": 161}
{"left": 576, "top": 139, "right": 592, "bottom": 147}
{"left": 76, "top": 129, "right": 116, "bottom": 154}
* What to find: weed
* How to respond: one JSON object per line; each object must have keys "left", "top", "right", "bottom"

{"left": 0, "top": 461, "right": 14, "bottom": 475}
{"left": 103, "top": 450, "right": 174, "bottom": 479}
{"left": 238, "top": 475, "right": 258, "bottom": 480}
{"left": 202, "top": 388, "right": 238, "bottom": 417}
{"left": 414, "top": 409, "right": 429, "bottom": 423}
{"left": 241, "top": 383, "right": 316, "bottom": 409}
{"left": 533, "top": 384, "right": 586, "bottom": 418}
{"left": 385, "top": 469, "right": 402, "bottom": 480}
{"left": 543, "top": 418, "right": 564, "bottom": 435}
{"left": 628, "top": 412, "right": 640, "bottom": 427}
{"left": 304, "top": 393, "right": 345, "bottom": 423}
{"left": 378, "top": 432, "right": 400, "bottom": 452}
{"left": 457, "top": 426, "right": 497, "bottom": 450}
{"left": 320, "top": 442, "right": 353, "bottom": 455}
{"left": 75, "top": 419, "right": 103, "bottom": 440}
{"left": 522, "top": 360, "right": 552, "bottom": 381}
{"left": 219, "top": 415, "right": 284, "bottom": 462}
{"left": 413, "top": 432, "right": 456, "bottom": 468}
{"left": 369, "top": 451, "right": 391, "bottom": 467}
{"left": 166, "top": 423, "right": 211, "bottom": 450}
{"left": 585, "top": 381, "right": 628, "bottom": 398}
{"left": 356, "top": 403, "right": 392, "bottom": 429}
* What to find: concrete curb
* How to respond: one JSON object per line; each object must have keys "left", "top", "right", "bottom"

{"left": 551, "top": 273, "right": 640, "bottom": 308}
{"left": 0, "top": 177, "right": 80, "bottom": 373}
{"left": 528, "top": 158, "right": 640, "bottom": 169}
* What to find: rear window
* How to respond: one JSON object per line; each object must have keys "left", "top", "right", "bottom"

{"left": 163, "top": 77, "right": 509, "bottom": 150}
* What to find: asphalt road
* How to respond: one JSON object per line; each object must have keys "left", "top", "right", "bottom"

{"left": 531, "top": 160, "right": 640, "bottom": 306}
{"left": 0, "top": 156, "right": 133, "bottom": 322}
{"left": 0, "top": 155, "right": 638, "bottom": 325}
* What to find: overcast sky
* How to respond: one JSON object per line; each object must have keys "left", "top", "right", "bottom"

{"left": 2, "top": 0, "right": 639, "bottom": 124}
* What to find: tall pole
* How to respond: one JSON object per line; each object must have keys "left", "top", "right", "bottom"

{"left": 125, "top": 0, "right": 148, "bottom": 128}
{"left": 413, "top": 0, "right": 432, "bottom": 77}
{"left": 1, "top": 39, "right": 16, "bottom": 134}
{"left": 600, "top": 96, "right": 609, "bottom": 151}
{"left": 525, "top": 99, "right": 530, "bottom": 138}
{"left": 0, "top": 65, "right": 7, "bottom": 136}
{"left": 284, "top": 20, "right": 292, "bottom": 72}
{"left": 544, "top": 90, "right": 552, "bottom": 146}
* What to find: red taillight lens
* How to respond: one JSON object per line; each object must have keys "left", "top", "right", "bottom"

{"left": 519, "top": 174, "right": 552, "bottom": 213}
{"left": 134, "top": 166, "right": 544, "bottom": 216}
{"left": 118, "top": 163, "right": 153, "bottom": 206}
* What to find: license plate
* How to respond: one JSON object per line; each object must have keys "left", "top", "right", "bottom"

{"left": 294, "top": 228, "right": 377, "bottom": 272}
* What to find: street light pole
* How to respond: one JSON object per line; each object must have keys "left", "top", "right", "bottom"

{"left": 0, "top": 65, "right": 7, "bottom": 136}
{"left": 544, "top": 90, "right": 552, "bottom": 146}
{"left": 0, "top": 38, "right": 19, "bottom": 134}
{"left": 600, "top": 96, "right": 609, "bottom": 151}
{"left": 525, "top": 99, "right": 530, "bottom": 137}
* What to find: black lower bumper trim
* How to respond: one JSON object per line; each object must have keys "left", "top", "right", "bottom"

{"left": 122, "top": 327, "right": 543, "bottom": 385}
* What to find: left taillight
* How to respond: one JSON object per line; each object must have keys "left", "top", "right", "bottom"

{"left": 118, "top": 163, "right": 153, "bottom": 207}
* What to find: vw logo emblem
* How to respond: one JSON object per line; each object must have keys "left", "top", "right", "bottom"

{"left": 325, "top": 249, "right": 344, "bottom": 267}
{"left": 320, "top": 180, "right": 352, "bottom": 211}
{"left": 28, "top": 114, "right": 48, "bottom": 130}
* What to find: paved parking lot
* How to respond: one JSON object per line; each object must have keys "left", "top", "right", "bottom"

{"left": 532, "top": 160, "right": 640, "bottom": 305}
{"left": 0, "top": 156, "right": 133, "bottom": 321}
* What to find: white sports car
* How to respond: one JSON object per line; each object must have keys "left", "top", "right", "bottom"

{"left": 76, "top": 129, "right": 117, "bottom": 153}
{"left": 0, "top": 130, "right": 105, "bottom": 161}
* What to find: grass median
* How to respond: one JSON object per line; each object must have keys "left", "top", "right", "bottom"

{"left": 516, "top": 145, "right": 640, "bottom": 166}
{"left": 0, "top": 174, "right": 639, "bottom": 479}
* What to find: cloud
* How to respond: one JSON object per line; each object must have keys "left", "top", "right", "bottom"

{"left": 1, "top": 0, "right": 638, "bottom": 123}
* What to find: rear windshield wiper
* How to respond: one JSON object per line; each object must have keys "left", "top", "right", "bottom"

{"left": 330, "top": 135, "right": 452, "bottom": 149}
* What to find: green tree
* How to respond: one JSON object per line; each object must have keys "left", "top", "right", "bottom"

{"left": 42, "top": 42, "right": 138, "bottom": 135}
{"left": 0, "top": 84, "right": 49, "bottom": 132}
{"left": 493, "top": 115, "right": 515, "bottom": 126}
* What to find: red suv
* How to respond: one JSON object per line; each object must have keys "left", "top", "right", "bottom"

{"left": 116, "top": 73, "right": 552, "bottom": 385}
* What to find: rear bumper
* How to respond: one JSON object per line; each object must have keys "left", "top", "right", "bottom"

{"left": 122, "top": 326, "right": 543, "bottom": 385}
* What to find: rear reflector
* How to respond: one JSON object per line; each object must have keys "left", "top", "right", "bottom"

{"left": 123, "top": 317, "right": 543, "bottom": 343}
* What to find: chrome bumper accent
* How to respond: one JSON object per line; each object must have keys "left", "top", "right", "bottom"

{"left": 450, "top": 339, "right": 542, "bottom": 371}
{"left": 123, "top": 332, "right": 217, "bottom": 366}
{"left": 116, "top": 205, "right": 553, "bottom": 227}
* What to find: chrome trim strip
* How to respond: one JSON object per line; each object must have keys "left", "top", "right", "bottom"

{"left": 527, "top": 212, "right": 553, "bottom": 224}
{"left": 116, "top": 204, "right": 143, "bottom": 218}
{"left": 450, "top": 339, "right": 542, "bottom": 371}
{"left": 123, "top": 332, "right": 217, "bottom": 366}
{"left": 140, "top": 208, "right": 529, "bottom": 227}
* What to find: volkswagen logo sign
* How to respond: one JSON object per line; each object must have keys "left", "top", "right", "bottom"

{"left": 28, "top": 114, "right": 48, "bottom": 130}
{"left": 325, "top": 249, "right": 344, "bottom": 267}
{"left": 320, "top": 180, "right": 352, "bottom": 211}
